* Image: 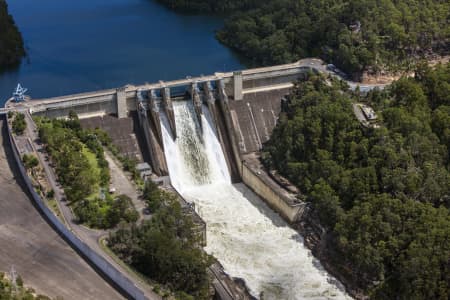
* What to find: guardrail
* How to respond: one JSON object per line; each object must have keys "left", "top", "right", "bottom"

{"left": 5, "top": 115, "right": 148, "bottom": 300}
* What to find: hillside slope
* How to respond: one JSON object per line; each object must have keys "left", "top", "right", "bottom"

{"left": 158, "top": 0, "right": 449, "bottom": 79}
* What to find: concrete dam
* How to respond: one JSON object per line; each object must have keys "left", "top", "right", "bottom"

{"left": 10, "top": 59, "right": 354, "bottom": 299}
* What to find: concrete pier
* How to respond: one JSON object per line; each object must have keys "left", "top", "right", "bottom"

{"left": 203, "top": 81, "right": 218, "bottom": 130}
{"left": 116, "top": 87, "right": 127, "bottom": 118}
{"left": 233, "top": 71, "right": 243, "bottom": 101}
{"left": 191, "top": 82, "right": 203, "bottom": 131}
{"left": 137, "top": 100, "right": 168, "bottom": 175}
{"left": 162, "top": 86, "right": 177, "bottom": 139}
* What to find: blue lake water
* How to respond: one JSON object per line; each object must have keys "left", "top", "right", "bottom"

{"left": 0, "top": 0, "right": 242, "bottom": 105}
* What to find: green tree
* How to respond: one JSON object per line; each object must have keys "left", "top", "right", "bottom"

{"left": 12, "top": 113, "right": 26, "bottom": 135}
{"left": 22, "top": 154, "right": 39, "bottom": 170}
{"left": 108, "top": 187, "right": 212, "bottom": 298}
{"left": 264, "top": 67, "right": 450, "bottom": 297}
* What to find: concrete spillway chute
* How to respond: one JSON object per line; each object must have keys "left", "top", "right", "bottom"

{"left": 162, "top": 85, "right": 177, "bottom": 139}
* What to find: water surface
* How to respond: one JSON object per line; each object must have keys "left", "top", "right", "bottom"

{"left": 0, "top": 0, "right": 242, "bottom": 105}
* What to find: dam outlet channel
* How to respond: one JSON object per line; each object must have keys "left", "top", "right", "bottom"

{"left": 160, "top": 101, "right": 351, "bottom": 300}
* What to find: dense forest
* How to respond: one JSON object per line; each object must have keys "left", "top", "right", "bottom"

{"left": 0, "top": 0, "right": 24, "bottom": 69}
{"left": 156, "top": 0, "right": 259, "bottom": 13}
{"left": 158, "top": 0, "right": 449, "bottom": 78}
{"left": 262, "top": 63, "right": 450, "bottom": 298}
{"left": 108, "top": 181, "right": 212, "bottom": 299}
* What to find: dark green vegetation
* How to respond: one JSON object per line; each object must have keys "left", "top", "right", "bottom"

{"left": 36, "top": 113, "right": 137, "bottom": 229}
{"left": 0, "top": 272, "right": 51, "bottom": 300}
{"left": 156, "top": 0, "right": 258, "bottom": 13}
{"left": 22, "top": 154, "right": 38, "bottom": 170}
{"left": 75, "top": 194, "right": 138, "bottom": 229}
{"left": 263, "top": 64, "right": 450, "bottom": 299}
{"left": 11, "top": 112, "right": 26, "bottom": 135}
{"left": 90, "top": 127, "right": 144, "bottom": 186}
{"left": 108, "top": 181, "right": 212, "bottom": 299}
{"left": 159, "top": 0, "right": 449, "bottom": 78}
{"left": 0, "top": 0, "right": 24, "bottom": 69}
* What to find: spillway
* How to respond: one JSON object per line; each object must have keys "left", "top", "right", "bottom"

{"left": 161, "top": 101, "right": 350, "bottom": 300}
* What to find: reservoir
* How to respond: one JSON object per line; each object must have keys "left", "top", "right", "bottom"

{"left": 0, "top": 0, "right": 242, "bottom": 105}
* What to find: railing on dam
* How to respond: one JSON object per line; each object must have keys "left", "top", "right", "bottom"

{"left": 18, "top": 60, "right": 319, "bottom": 108}
{"left": 4, "top": 58, "right": 385, "bottom": 118}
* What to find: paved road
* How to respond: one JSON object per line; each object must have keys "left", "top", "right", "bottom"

{"left": 104, "top": 152, "right": 148, "bottom": 221}
{"left": 0, "top": 118, "right": 124, "bottom": 300}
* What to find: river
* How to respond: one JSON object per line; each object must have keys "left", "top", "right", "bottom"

{"left": 0, "top": 0, "right": 242, "bottom": 105}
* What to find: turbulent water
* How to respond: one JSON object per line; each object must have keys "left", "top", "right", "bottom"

{"left": 161, "top": 101, "right": 351, "bottom": 300}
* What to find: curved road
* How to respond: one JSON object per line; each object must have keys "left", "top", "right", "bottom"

{"left": 0, "top": 118, "right": 123, "bottom": 300}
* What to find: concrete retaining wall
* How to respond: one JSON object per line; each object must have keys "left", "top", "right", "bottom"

{"left": 241, "top": 164, "right": 304, "bottom": 223}
{"left": 5, "top": 116, "right": 147, "bottom": 300}
{"left": 216, "top": 84, "right": 305, "bottom": 224}
{"left": 33, "top": 97, "right": 116, "bottom": 119}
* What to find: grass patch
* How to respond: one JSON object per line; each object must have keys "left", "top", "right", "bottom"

{"left": 47, "top": 197, "right": 65, "bottom": 223}
{"left": 82, "top": 145, "right": 100, "bottom": 187}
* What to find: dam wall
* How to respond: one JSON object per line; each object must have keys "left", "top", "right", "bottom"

{"left": 20, "top": 60, "right": 316, "bottom": 226}
{"left": 25, "top": 60, "right": 319, "bottom": 119}
{"left": 5, "top": 115, "right": 148, "bottom": 300}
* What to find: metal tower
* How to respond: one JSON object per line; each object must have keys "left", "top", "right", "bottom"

{"left": 13, "top": 83, "right": 28, "bottom": 102}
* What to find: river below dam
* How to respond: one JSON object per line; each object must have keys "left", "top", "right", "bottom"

{"left": 0, "top": 0, "right": 242, "bottom": 105}
{"left": 161, "top": 101, "right": 350, "bottom": 300}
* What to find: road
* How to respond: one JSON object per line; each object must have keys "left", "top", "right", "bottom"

{"left": 104, "top": 151, "right": 148, "bottom": 221}
{"left": 0, "top": 118, "right": 124, "bottom": 300}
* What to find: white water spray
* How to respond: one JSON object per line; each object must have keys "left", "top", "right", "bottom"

{"left": 161, "top": 101, "right": 351, "bottom": 300}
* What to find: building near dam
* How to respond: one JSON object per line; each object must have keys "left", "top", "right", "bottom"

{"left": 5, "top": 59, "right": 355, "bottom": 299}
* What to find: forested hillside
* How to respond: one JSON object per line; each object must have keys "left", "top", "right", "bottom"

{"left": 158, "top": 0, "right": 449, "bottom": 79}
{"left": 156, "top": 0, "right": 259, "bottom": 13}
{"left": 263, "top": 64, "right": 450, "bottom": 298}
{"left": 0, "top": 0, "right": 24, "bottom": 69}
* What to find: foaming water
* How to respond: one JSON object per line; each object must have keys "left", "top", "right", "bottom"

{"left": 161, "top": 101, "right": 351, "bottom": 299}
